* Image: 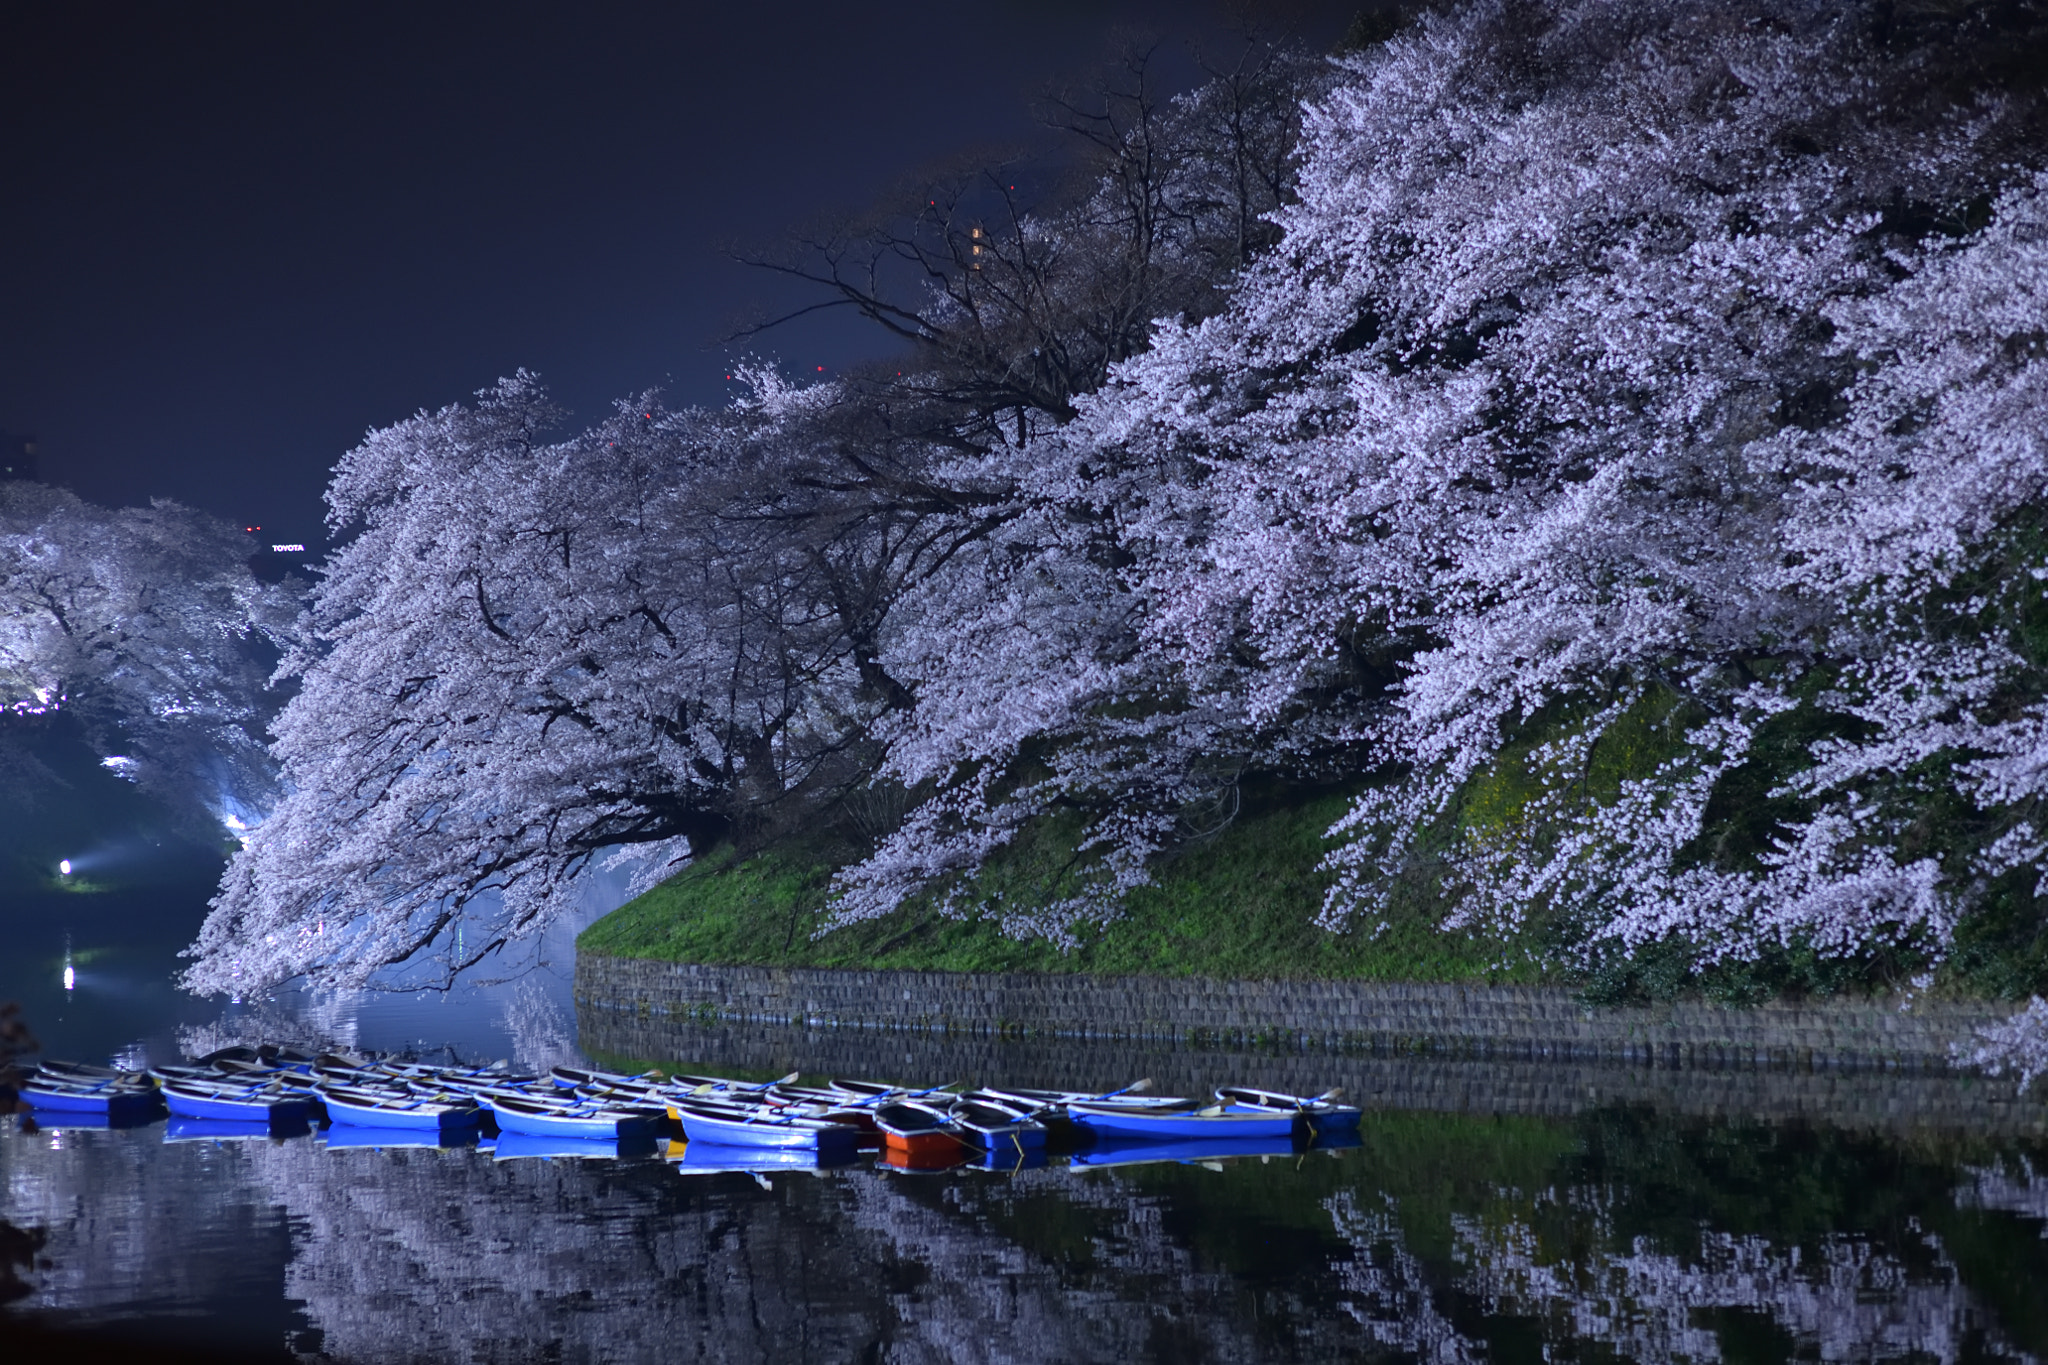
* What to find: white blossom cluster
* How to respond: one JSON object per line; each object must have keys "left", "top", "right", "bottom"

{"left": 185, "top": 373, "right": 902, "bottom": 991}
{"left": 836, "top": 0, "right": 2048, "bottom": 1061}
{"left": 193, "top": 0, "right": 2048, "bottom": 1079}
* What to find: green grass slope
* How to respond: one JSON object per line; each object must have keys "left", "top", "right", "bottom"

{"left": 578, "top": 794, "right": 1533, "bottom": 983}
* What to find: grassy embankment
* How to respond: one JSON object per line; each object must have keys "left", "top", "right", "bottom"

{"left": 581, "top": 681, "right": 2048, "bottom": 998}
{"left": 579, "top": 791, "right": 1532, "bottom": 983}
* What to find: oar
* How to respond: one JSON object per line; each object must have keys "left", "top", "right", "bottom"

{"left": 1082, "top": 1078, "right": 1154, "bottom": 1102}
{"left": 830, "top": 1081, "right": 960, "bottom": 1110}
{"left": 684, "top": 1070, "right": 800, "bottom": 1097}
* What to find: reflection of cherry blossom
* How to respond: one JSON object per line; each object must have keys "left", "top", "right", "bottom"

{"left": 1955, "top": 1154, "right": 2048, "bottom": 1227}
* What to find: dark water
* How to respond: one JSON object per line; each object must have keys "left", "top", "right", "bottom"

{"left": 7, "top": 871, "right": 2048, "bottom": 1362}
{"left": 0, "top": 863, "right": 616, "bottom": 1074}
{"left": 7, "top": 1088, "right": 2048, "bottom": 1363}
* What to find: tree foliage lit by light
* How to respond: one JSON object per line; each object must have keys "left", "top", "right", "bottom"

{"left": 1, "top": 483, "right": 302, "bottom": 833}
{"left": 185, "top": 0, "right": 2048, "bottom": 1081}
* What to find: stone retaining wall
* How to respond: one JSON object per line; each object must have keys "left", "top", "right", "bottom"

{"left": 575, "top": 952, "right": 2018, "bottom": 1072}
{"left": 576, "top": 1008, "right": 2048, "bottom": 1137}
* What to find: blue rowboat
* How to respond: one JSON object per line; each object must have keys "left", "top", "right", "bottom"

{"left": 310, "top": 1063, "right": 388, "bottom": 1087}
{"left": 975, "top": 1081, "right": 1165, "bottom": 1110}
{"left": 823, "top": 1077, "right": 926, "bottom": 1101}
{"left": 377, "top": 1060, "right": 527, "bottom": 1084}
{"left": 549, "top": 1064, "right": 658, "bottom": 1090}
{"left": 265, "top": 1047, "right": 322, "bottom": 1074}
{"left": 150, "top": 1063, "right": 241, "bottom": 1084}
{"left": 492, "top": 1131, "right": 659, "bottom": 1161}
{"left": 165, "top": 1115, "right": 311, "bottom": 1143}
{"left": 21, "top": 1076, "right": 163, "bottom": 1121}
{"left": 319, "top": 1086, "right": 481, "bottom": 1132}
{"left": 205, "top": 1060, "right": 297, "bottom": 1086}
{"left": 671, "top": 1071, "right": 798, "bottom": 1095}
{"left": 1214, "top": 1086, "right": 1364, "bottom": 1130}
{"left": 418, "top": 1070, "right": 541, "bottom": 1095}
{"left": 941, "top": 1098, "right": 1047, "bottom": 1152}
{"left": 672, "top": 1100, "right": 861, "bottom": 1155}
{"left": 35, "top": 1060, "right": 155, "bottom": 1088}
{"left": 1070, "top": 1133, "right": 1303, "bottom": 1168}
{"left": 160, "top": 1078, "right": 318, "bottom": 1125}
{"left": 756, "top": 1086, "right": 884, "bottom": 1144}
{"left": 1065, "top": 1100, "right": 1306, "bottom": 1141}
{"left": 482, "top": 1093, "right": 664, "bottom": 1140}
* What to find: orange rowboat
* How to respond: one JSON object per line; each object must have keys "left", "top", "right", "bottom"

{"left": 872, "top": 1101, "right": 968, "bottom": 1160}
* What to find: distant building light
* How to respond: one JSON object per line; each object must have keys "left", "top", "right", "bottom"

{"left": 271, "top": 543, "right": 306, "bottom": 553}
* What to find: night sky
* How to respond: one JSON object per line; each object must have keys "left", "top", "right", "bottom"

{"left": 3, "top": 1, "right": 1364, "bottom": 547}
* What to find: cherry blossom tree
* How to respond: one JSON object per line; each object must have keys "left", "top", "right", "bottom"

{"left": 193, "top": 0, "right": 2048, "bottom": 1090}
{"left": 830, "top": 0, "right": 2048, "bottom": 1043}
{"left": 0, "top": 482, "right": 298, "bottom": 835}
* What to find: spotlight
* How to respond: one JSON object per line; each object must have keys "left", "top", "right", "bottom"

{"left": 59, "top": 859, "right": 72, "bottom": 876}
{"left": 63, "top": 963, "right": 75, "bottom": 992}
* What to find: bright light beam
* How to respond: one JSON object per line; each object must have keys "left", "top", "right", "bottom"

{"left": 59, "top": 859, "right": 72, "bottom": 876}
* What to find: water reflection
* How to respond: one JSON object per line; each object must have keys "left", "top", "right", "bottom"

{"left": 0, "top": 856, "right": 625, "bottom": 1076}
{"left": 5, "top": 1098, "right": 2047, "bottom": 1363}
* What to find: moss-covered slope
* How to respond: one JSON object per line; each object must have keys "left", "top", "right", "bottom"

{"left": 579, "top": 794, "right": 1532, "bottom": 982}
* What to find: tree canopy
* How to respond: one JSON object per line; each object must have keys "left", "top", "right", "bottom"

{"left": 183, "top": 0, "right": 2048, "bottom": 1081}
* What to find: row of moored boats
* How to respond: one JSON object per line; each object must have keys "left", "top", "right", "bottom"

{"left": 8, "top": 1046, "right": 1365, "bottom": 1169}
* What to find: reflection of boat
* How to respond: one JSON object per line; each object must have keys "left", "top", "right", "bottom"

{"left": 320, "top": 1125, "right": 480, "bottom": 1151}
{"left": 666, "top": 1140, "right": 857, "bottom": 1174}
{"left": 878, "top": 1145, "right": 970, "bottom": 1173}
{"left": 1066, "top": 1101, "right": 1306, "bottom": 1141}
{"left": 492, "top": 1132, "right": 659, "bottom": 1162}
{"left": 1069, "top": 1134, "right": 1303, "bottom": 1169}
{"left": 165, "top": 1115, "right": 311, "bottom": 1143}
{"left": 970, "top": 1144, "right": 1049, "bottom": 1172}
{"left": 19, "top": 1107, "right": 161, "bottom": 1131}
